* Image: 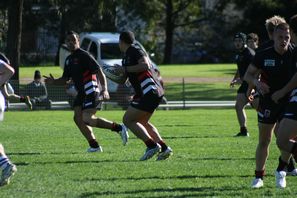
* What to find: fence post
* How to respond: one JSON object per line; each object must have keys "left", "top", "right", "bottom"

{"left": 182, "top": 77, "right": 185, "bottom": 109}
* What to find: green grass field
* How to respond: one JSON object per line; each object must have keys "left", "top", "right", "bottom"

{"left": 159, "top": 64, "right": 235, "bottom": 78}
{"left": 19, "top": 64, "right": 236, "bottom": 79}
{"left": 1, "top": 109, "right": 297, "bottom": 197}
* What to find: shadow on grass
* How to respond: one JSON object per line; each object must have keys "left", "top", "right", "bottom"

{"left": 15, "top": 159, "right": 137, "bottom": 166}
{"left": 186, "top": 157, "right": 254, "bottom": 161}
{"left": 76, "top": 174, "right": 239, "bottom": 183}
{"left": 164, "top": 134, "right": 237, "bottom": 139}
{"left": 78, "top": 186, "right": 244, "bottom": 197}
{"left": 8, "top": 152, "right": 42, "bottom": 156}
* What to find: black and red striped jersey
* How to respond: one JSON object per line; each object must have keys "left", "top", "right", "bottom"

{"left": 122, "top": 44, "right": 164, "bottom": 98}
{"left": 252, "top": 46, "right": 296, "bottom": 95}
{"left": 62, "top": 48, "right": 100, "bottom": 96}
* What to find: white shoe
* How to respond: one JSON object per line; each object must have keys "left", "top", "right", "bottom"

{"left": 275, "top": 171, "right": 286, "bottom": 188}
{"left": 140, "top": 144, "right": 161, "bottom": 161}
{"left": 119, "top": 124, "right": 129, "bottom": 146}
{"left": 286, "top": 168, "right": 297, "bottom": 176}
{"left": 157, "top": 147, "right": 173, "bottom": 161}
{"left": 251, "top": 178, "right": 264, "bottom": 188}
{"left": 0, "top": 163, "right": 17, "bottom": 186}
{"left": 87, "top": 146, "right": 103, "bottom": 153}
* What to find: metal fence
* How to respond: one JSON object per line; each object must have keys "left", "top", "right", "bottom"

{"left": 4, "top": 77, "right": 237, "bottom": 110}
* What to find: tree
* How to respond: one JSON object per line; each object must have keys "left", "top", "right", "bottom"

{"left": 118, "top": 0, "right": 202, "bottom": 64}
{"left": 6, "top": 0, "right": 23, "bottom": 81}
{"left": 48, "top": 0, "right": 117, "bottom": 65}
{"left": 232, "top": 0, "right": 297, "bottom": 42}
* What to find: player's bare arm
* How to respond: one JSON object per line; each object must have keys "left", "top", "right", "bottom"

{"left": 0, "top": 61, "right": 14, "bottom": 86}
{"left": 272, "top": 72, "right": 297, "bottom": 103}
{"left": 244, "top": 64, "right": 270, "bottom": 95}
{"left": 43, "top": 74, "right": 67, "bottom": 85}
{"left": 1, "top": 84, "right": 10, "bottom": 98}
{"left": 97, "top": 67, "right": 110, "bottom": 100}
{"left": 230, "top": 70, "right": 241, "bottom": 87}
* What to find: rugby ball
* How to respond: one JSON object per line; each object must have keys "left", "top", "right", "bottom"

{"left": 102, "top": 64, "right": 127, "bottom": 84}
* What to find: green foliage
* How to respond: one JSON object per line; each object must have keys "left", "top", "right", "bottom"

{"left": 231, "top": 0, "right": 297, "bottom": 40}
{"left": 0, "top": 110, "right": 297, "bottom": 197}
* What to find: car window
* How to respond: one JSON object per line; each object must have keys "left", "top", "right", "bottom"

{"left": 89, "top": 42, "right": 98, "bottom": 59}
{"left": 81, "top": 38, "right": 91, "bottom": 50}
{"left": 101, "top": 43, "right": 122, "bottom": 59}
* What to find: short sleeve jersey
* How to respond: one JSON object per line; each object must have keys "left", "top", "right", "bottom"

{"left": 122, "top": 44, "right": 164, "bottom": 98}
{"left": 252, "top": 46, "right": 296, "bottom": 95}
{"left": 235, "top": 47, "right": 255, "bottom": 78}
{"left": 62, "top": 48, "right": 100, "bottom": 96}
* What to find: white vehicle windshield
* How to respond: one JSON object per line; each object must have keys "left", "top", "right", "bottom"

{"left": 101, "top": 43, "right": 122, "bottom": 59}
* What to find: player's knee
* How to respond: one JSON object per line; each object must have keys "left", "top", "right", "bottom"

{"left": 122, "top": 116, "right": 128, "bottom": 127}
{"left": 123, "top": 114, "right": 132, "bottom": 127}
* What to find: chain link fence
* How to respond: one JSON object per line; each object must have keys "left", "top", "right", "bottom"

{"left": 4, "top": 77, "right": 237, "bottom": 110}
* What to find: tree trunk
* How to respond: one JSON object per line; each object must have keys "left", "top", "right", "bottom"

{"left": 55, "top": 11, "right": 67, "bottom": 66}
{"left": 163, "top": 0, "right": 174, "bottom": 64}
{"left": 6, "top": 0, "right": 23, "bottom": 82}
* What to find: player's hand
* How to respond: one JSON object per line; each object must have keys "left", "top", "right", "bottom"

{"left": 254, "top": 80, "right": 270, "bottom": 95}
{"left": 271, "top": 89, "right": 285, "bottom": 103}
{"left": 43, "top": 74, "right": 55, "bottom": 84}
{"left": 100, "top": 90, "right": 110, "bottom": 100}
{"left": 246, "top": 89, "right": 255, "bottom": 102}
{"left": 230, "top": 78, "right": 241, "bottom": 87}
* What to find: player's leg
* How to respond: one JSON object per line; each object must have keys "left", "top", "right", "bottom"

{"left": 277, "top": 119, "right": 297, "bottom": 153}
{"left": 0, "top": 144, "right": 17, "bottom": 186}
{"left": 2, "top": 83, "right": 32, "bottom": 110}
{"left": 138, "top": 114, "right": 172, "bottom": 160}
{"left": 251, "top": 123, "right": 274, "bottom": 188}
{"left": 82, "top": 107, "right": 128, "bottom": 146}
{"left": 276, "top": 118, "right": 297, "bottom": 179}
{"left": 234, "top": 93, "right": 249, "bottom": 136}
{"left": 274, "top": 119, "right": 297, "bottom": 173}
{"left": 73, "top": 106, "right": 102, "bottom": 152}
{"left": 123, "top": 106, "right": 160, "bottom": 160}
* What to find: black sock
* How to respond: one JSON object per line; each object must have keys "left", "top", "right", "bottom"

{"left": 277, "top": 156, "right": 288, "bottom": 172}
{"left": 158, "top": 140, "right": 168, "bottom": 152}
{"left": 88, "top": 139, "right": 99, "bottom": 148}
{"left": 111, "top": 123, "right": 122, "bottom": 132}
{"left": 145, "top": 139, "right": 157, "bottom": 149}
{"left": 255, "top": 170, "right": 264, "bottom": 179}
{"left": 240, "top": 126, "right": 247, "bottom": 133}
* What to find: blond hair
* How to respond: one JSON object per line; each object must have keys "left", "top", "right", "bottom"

{"left": 265, "top": 15, "right": 286, "bottom": 34}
